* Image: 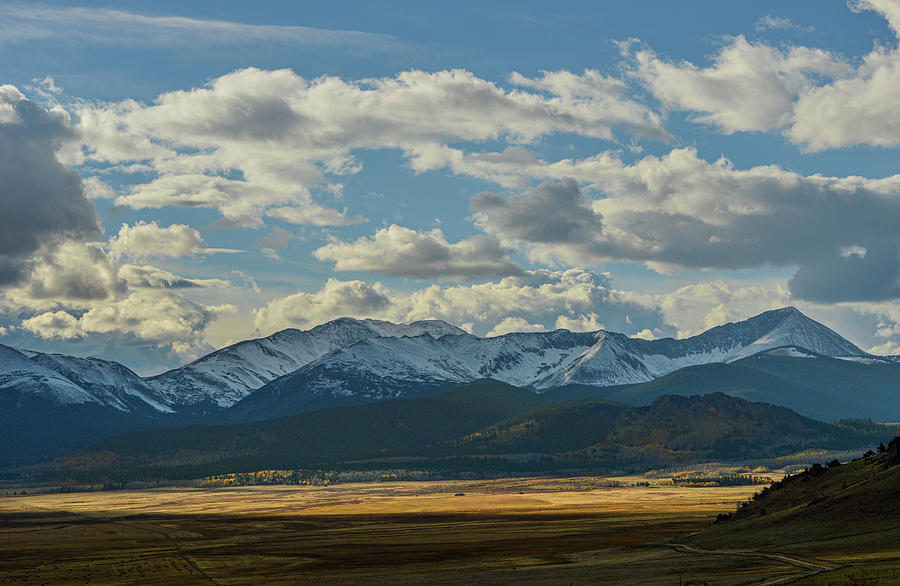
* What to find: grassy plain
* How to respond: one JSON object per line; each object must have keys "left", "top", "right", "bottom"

{"left": 0, "top": 477, "right": 826, "bottom": 584}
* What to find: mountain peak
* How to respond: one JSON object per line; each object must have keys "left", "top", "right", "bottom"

{"left": 722, "top": 306, "right": 867, "bottom": 361}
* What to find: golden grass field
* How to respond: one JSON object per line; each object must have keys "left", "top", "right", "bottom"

{"left": 0, "top": 477, "right": 834, "bottom": 584}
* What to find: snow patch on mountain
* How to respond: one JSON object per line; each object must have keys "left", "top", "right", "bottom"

{"left": 759, "top": 346, "right": 818, "bottom": 359}
{"left": 30, "top": 353, "right": 174, "bottom": 413}
{"left": 0, "top": 344, "right": 101, "bottom": 407}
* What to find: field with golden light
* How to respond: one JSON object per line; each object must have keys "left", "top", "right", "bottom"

{"left": 0, "top": 477, "right": 824, "bottom": 584}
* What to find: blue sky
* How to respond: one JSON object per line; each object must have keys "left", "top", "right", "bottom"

{"left": 2, "top": 0, "right": 900, "bottom": 374}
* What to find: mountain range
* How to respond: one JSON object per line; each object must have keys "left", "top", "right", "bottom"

{"left": 2, "top": 306, "right": 899, "bottom": 466}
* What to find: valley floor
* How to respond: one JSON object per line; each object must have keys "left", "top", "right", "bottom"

{"left": 0, "top": 478, "right": 882, "bottom": 584}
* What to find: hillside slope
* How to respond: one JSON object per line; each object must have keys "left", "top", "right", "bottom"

{"left": 441, "top": 398, "right": 630, "bottom": 455}
{"left": 690, "top": 439, "right": 900, "bottom": 553}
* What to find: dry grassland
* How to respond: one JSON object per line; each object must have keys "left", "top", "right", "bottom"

{"left": 0, "top": 477, "right": 809, "bottom": 584}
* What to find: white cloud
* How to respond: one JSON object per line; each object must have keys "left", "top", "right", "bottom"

{"left": 631, "top": 328, "right": 660, "bottom": 340}
{"left": 313, "top": 224, "right": 522, "bottom": 280}
{"left": 106, "top": 220, "right": 238, "bottom": 261}
{"left": 632, "top": 36, "right": 849, "bottom": 133}
{"left": 22, "top": 291, "right": 235, "bottom": 357}
{"left": 407, "top": 144, "right": 622, "bottom": 190}
{"left": 627, "top": 3, "right": 900, "bottom": 150}
{"left": 789, "top": 47, "right": 900, "bottom": 150}
{"left": 852, "top": 0, "right": 900, "bottom": 36}
{"left": 554, "top": 313, "right": 606, "bottom": 332}
{"left": 868, "top": 339, "right": 900, "bottom": 355}
{"left": 0, "top": 233, "right": 237, "bottom": 358}
{"left": 0, "top": 102, "right": 21, "bottom": 125}
{"left": 253, "top": 278, "right": 392, "bottom": 334}
{"left": 109, "top": 221, "right": 204, "bottom": 260}
{"left": 251, "top": 269, "right": 898, "bottom": 354}
{"left": 73, "top": 67, "right": 664, "bottom": 226}
{"left": 22, "top": 310, "right": 83, "bottom": 340}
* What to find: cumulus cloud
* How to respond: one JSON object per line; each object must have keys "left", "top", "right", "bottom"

{"left": 869, "top": 339, "right": 900, "bottom": 355}
{"left": 626, "top": 3, "right": 900, "bottom": 150}
{"left": 2, "top": 238, "right": 236, "bottom": 358}
{"left": 631, "top": 36, "right": 849, "bottom": 133}
{"left": 21, "top": 310, "right": 83, "bottom": 340}
{"left": 0, "top": 220, "right": 236, "bottom": 358}
{"left": 252, "top": 268, "right": 660, "bottom": 338}
{"left": 23, "top": 290, "right": 235, "bottom": 357}
{"left": 788, "top": 0, "right": 900, "bottom": 150}
{"left": 554, "top": 313, "right": 606, "bottom": 332}
{"left": 469, "top": 149, "right": 900, "bottom": 302}
{"left": 25, "top": 241, "right": 126, "bottom": 301}
{"left": 106, "top": 220, "right": 234, "bottom": 260}
{"left": 73, "top": 67, "right": 664, "bottom": 226}
{"left": 313, "top": 224, "right": 523, "bottom": 280}
{"left": 0, "top": 85, "right": 101, "bottom": 284}
{"left": 631, "top": 328, "right": 660, "bottom": 340}
{"left": 253, "top": 278, "right": 392, "bottom": 334}
{"left": 788, "top": 48, "right": 900, "bottom": 150}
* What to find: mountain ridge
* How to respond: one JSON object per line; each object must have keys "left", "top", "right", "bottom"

{"left": 231, "top": 307, "right": 869, "bottom": 420}
{"left": 145, "top": 317, "right": 467, "bottom": 411}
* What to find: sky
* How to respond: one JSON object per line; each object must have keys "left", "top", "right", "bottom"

{"left": 2, "top": 0, "right": 900, "bottom": 375}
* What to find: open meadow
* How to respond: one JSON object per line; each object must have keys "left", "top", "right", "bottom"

{"left": 0, "top": 476, "right": 829, "bottom": 585}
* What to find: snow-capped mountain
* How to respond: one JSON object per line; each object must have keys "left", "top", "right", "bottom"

{"left": 0, "top": 344, "right": 100, "bottom": 407}
{"left": 232, "top": 307, "right": 869, "bottom": 420}
{"left": 146, "top": 317, "right": 467, "bottom": 410}
{"left": 0, "top": 307, "right": 880, "bottom": 465}
{"left": 28, "top": 352, "right": 173, "bottom": 413}
{"left": 0, "top": 344, "right": 173, "bottom": 413}
{"left": 1, "top": 307, "right": 866, "bottom": 419}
